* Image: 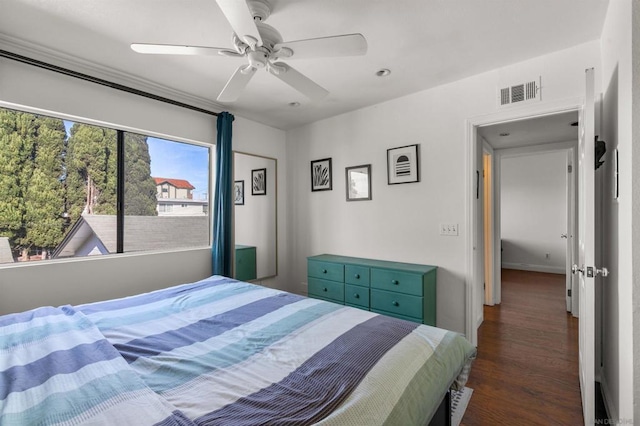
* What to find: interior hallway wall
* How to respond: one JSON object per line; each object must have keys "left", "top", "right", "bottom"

{"left": 500, "top": 150, "right": 568, "bottom": 274}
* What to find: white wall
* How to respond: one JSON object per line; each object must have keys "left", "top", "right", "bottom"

{"left": 0, "top": 55, "right": 288, "bottom": 315}
{"left": 286, "top": 41, "right": 601, "bottom": 334}
{"left": 599, "top": 0, "right": 635, "bottom": 422}
{"left": 500, "top": 150, "right": 568, "bottom": 274}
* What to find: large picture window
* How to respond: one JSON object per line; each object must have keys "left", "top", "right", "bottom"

{"left": 0, "top": 107, "right": 211, "bottom": 264}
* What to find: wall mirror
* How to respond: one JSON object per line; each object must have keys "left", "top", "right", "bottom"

{"left": 233, "top": 151, "right": 277, "bottom": 280}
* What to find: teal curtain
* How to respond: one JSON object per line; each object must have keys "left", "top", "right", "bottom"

{"left": 212, "top": 111, "right": 234, "bottom": 276}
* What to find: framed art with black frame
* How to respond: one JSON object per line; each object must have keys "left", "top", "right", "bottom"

{"left": 346, "top": 164, "right": 372, "bottom": 201}
{"left": 387, "top": 144, "right": 420, "bottom": 184}
{"left": 311, "top": 158, "right": 332, "bottom": 191}
{"left": 234, "top": 180, "right": 244, "bottom": 205}
{"left": 251, "top": 168, "right": 267, "bottom": 195}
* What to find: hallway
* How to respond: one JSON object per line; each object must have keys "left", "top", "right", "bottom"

{"left": 462, "top": 269, "right": 582, "bottom": 425}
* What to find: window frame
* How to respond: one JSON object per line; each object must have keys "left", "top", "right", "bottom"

{"left": 0, "top": 104, "right": 214, "bottom": 264}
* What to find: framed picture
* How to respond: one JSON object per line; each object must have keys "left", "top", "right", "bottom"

{"left": 387, "top": 144, "right": 420, "bottom": 184}
{"left": 251, "top": 168, "right": 267, "bottom": 195}
{"left": 310, "top": 158, "right": 332, "bottom": 191}
{"left": 346, "top": 164, "right": 372, "bottom": 201}
{"left": 234, "top": 180, "right": 244, "bottom": 205}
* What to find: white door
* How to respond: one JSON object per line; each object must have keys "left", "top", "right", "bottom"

{"left": 576, "top": 67, "right": 596, "bottom": 426}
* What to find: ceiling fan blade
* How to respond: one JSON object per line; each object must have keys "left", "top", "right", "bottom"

{"left": 217, "top": 65, "right": 257, "bottom": 102}
{"left": 274, "top": 34, "right": 367, "bottom": 60}
{"left": 215, "top": 0, "right": 263, "bottom": 47}
{"left": 131, "top": 43, "right": 231, "bottom": 56}
{"left": 270, "top": 62, "right": 328, "bottom": 100}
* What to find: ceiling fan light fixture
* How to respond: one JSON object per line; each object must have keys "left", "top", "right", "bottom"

{"left": 376, "top": 68, "right": 391, "bottom": 77}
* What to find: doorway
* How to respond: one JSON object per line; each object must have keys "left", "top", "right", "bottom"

{"left": 478, "top": 112, "right": 578, "bottom": 311}
{"left": 464, "top": 98, "right": 584, "bottom": 345}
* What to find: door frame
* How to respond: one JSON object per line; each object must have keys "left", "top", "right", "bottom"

{"left": 482, "top": 144, "right": 495, "bottom": 307}
{"left": 464, "top": 97, "right": 583, "bottom": 345}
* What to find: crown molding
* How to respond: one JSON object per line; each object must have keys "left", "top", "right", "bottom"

{"left": 0, "top": 33, "right": 226, "bottom": 114}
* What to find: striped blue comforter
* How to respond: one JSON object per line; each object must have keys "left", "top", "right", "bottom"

{"left": 77, "top": 275, "right": 476, "bottom": 425}
{"left": 0, "top": 305, "right": 193, "bottom": 426}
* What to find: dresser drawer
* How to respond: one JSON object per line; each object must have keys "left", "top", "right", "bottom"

{"left": 308, "top": 260, "right": 344, "bottom": 282}
{"left": 308, "top": 277, "right": 344, "bottom": 303}
{"left": 371, "top": 269, "right": 423, "bottom": 296}
{"left": 345, "top": 284, "right": 369, "bottom": 308}
{"left": 370, "top": 289, "right": 422, "bottom": 319}
{"left": 345, "top": 265, "right": 370, "bottom": 286}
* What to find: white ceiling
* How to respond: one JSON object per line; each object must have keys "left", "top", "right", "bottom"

{"left": 0, "top": 0, "right": 609, "bottom": 130}
{"left": 480, "top": 111, "right": 579, "bottom": 150}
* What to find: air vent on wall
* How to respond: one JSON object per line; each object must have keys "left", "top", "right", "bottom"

{"left": 498, "top": 78, "right": 540, "bottom": 107}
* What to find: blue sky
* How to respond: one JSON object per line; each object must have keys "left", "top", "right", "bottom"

{"left": 63, "top": 121, "right": 210, "bottom": 200}
{"left": 147, "top": 137, "right": 209, "bottom": 200}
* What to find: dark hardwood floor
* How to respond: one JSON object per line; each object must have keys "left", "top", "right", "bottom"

{"left": 462, "top": 269, "right": 583, "bottom": 425}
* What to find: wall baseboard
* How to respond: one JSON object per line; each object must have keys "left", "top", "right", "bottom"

{"left": 501, "top": 262, "right": 565, "bottom": 274}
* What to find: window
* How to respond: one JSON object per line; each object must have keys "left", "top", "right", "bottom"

{"left": 0, "top": 107, "right": 211, "bottom": 264}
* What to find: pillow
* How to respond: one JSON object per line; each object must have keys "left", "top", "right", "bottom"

{"left": 0, "top": 305, "right": 194, "bottom": 426}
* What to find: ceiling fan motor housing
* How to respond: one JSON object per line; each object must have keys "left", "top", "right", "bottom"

{"left": 255, "top": 22, "right": 282, "bottom": 52}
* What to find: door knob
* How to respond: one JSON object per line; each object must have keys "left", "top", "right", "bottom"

{"left": 561, "top": 233, "right": 568, "bottom": 239}
{"left": 572, "top": 264, "right": 609, "bottom": 277}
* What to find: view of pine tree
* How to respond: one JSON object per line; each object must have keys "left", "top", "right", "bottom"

{"left": 23, "top": 116, "right": 67, "bottom": 256}
{"left": 124, "top": 133, "right": 158, "bottom": 216}
{"left": 0, "top": 109, "right": 67, "bottom": 259}
{"left": 0, "top": 110, "right": 35, "bottom": 251}
{"left": 65, "top": 123, "right": 117, "bottom": 223}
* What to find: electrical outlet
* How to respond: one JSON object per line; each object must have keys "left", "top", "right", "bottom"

{"left": 440, "top": 223, "right": 459, "bottom": 236}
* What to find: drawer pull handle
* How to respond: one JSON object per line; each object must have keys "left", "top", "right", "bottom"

{"left": 354, "top": 293, "right": 360, "bottom": 299}
{"left": 391, "top": 280, "right": 399, "bottom": 285}
{"left": 322, "top": 269, "right": 327, "bottom": 274}
{"left": 355, "top": 274, "right": 360, "bottom": 279}
{"left": 392, "top": 301, "right": 399, "bottom": 307}
{"left": 323, "top": 287, "right": 328, "bottom": 292}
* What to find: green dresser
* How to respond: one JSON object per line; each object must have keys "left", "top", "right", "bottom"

{"left": 307, "top": 254, "right": 437, "bottom": 326}
{"left": 235, "top": 245, "right": 257, "bottom": 281}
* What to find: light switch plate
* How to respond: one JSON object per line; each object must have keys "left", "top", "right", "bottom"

{"left": 440, "top": 223, "right": 459, "bottom": 236}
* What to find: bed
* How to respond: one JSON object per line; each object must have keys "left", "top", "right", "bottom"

{"left": 0, "top": 275, "right": 475, "bottom": 425}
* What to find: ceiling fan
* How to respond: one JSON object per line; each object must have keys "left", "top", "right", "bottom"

{"left": 131, "top": 0, "right": 368, "bottom": 103}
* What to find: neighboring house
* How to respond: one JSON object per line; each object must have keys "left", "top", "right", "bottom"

{"left": 154, "top": 177, "right": 194, "bottom": 199}
{"left": 51, "top": 214, "right": 209, "bottom": 258}
{"left": 153, "top": 177, "right": 208, "bottom": 216}
{"left": 0, "top": 237, "right": 14, "bottom": 264}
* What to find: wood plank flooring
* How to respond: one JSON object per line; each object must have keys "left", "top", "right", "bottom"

{"left": 462, "top": 269, "right": 583, "bottom": 425}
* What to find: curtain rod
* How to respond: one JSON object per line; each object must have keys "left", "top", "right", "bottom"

{"left": 0, "top": 49, "right": 219, "bottom": 117}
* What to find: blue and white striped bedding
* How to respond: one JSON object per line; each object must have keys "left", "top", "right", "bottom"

{"left": 0, "top": 305, "right": 194, "bottom": 426}
{"left": 76, "top": 275, "right": 476, "bottom": 425}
